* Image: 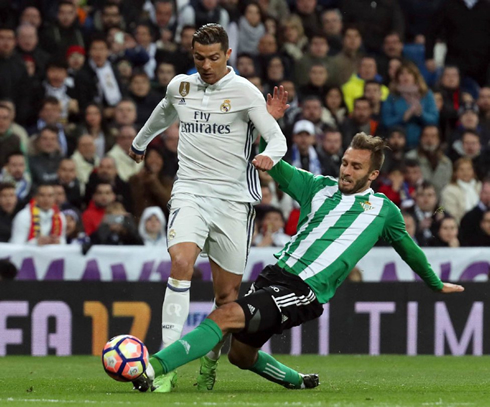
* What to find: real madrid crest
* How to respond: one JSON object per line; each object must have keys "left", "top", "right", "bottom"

{"left": 168, "top": 229, "right": 176, "bottom": 240}
{"left": 179, "top": 82, "right": 190, "bottom": 97}
{"left": 220, "top": 99, "right": 231, "bottom": 112}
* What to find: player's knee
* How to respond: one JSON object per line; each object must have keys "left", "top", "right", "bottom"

{"left": 215, "top": 288, "right": 239, "bottom": 307}
{"left": 227, "top": 349, "right": 254, "bottom": 369}
{"left": 169, "top": 253, "right": 194, "bottom": 279}
{"left": 208, "top": 302, "right": 244, "bottom": 332}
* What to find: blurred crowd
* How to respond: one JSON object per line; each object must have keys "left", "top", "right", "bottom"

{"left": 1, "top": 0, "right": 490, "bottom": 252}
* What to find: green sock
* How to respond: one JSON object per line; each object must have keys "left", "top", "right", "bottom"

{"left": 151, "top": 319, "right": 223, "bottom": 377}
{"left": 249, "top": 351, "right": 303, "bottom": 389}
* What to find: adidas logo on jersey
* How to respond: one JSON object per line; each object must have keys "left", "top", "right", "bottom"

{"left": 179, "top": 339, "right": 191, "bottom": 354}
{"left": 281, "top": 314, "right": 288, "bottom": 323}
{"left": 247, "top": 304, "right": 256, "bottom": 314}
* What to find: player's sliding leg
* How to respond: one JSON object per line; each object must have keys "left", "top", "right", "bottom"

{"left": 197, "top": 262, "right": 242, "bottom": 390}
{"left": 228, "top": 338, "right": 319, "bottom": 390}
{"left": 150, "top": 302, "right": 245, "bottom": 381}
{"left": 155, "top": 242, "right": 201, "bottom": 392}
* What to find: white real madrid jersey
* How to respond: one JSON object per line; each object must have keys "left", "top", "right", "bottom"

{"left": 132, "top": 68, "right": 287, "bottom": 203}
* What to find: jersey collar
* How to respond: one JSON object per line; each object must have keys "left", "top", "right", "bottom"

{"left": 341, "top": 187, "right": 374, "bottom": 197}
{"left": 197, "top": 66, "right": 235, "bottom": 91}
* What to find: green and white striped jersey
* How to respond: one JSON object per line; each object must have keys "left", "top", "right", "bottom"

{"left": 274, "top": 164, "right": 410, "bottom": 304}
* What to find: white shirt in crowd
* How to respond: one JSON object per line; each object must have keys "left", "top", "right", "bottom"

{"left": 10, "top": 206, "right": 66, "bottom": 245}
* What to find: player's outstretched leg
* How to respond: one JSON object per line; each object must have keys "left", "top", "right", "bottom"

{"left": 132, "top": 361, "right": 156, "bottom": 392}
{"left": 228, "top": 339, "right": 320, "bottom": 390}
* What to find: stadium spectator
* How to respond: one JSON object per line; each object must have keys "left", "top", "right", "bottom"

{"left": 440, "top": 158, "right": 481, "bottom": 224}
{"left": 237, "top": 2, "right": 265, "bottom": 56}
{"left": 0, "top": 152, "right": 31, "bottom": 204}
{"left": 386, "top": 56, "right": 403, "bottom": 87}
{"left": 287, "top": 120, "right": 321, "bottom": 175}
{"left": 436, "top": 66, "right": 465, "bottom": 141}
{"left": 263, "top": 56, "right": 286, "bottom": 95}
{"left": 152, "top": 61, "right": 176, "bottom": 98}
{"left": 295, "top": 96, "right": 327, "bottom": 141}
{"left": 448, "top": 102, "right": 490, "bottom": 153}
{"left": 459, "top": 179, "right": 490, "bottom": 246}
{"left": 0, "top": 100, "right": 29, "bottom": 152}
{"left": 28, "top": 125, "right": 63, "bottom": 187}
{"left": 294, "top": 33, "right": 331, "bottom": 87}
{"left": 10, "top": 183, "right": 66, "bottom": 245}
{"left": 381, "top": 127, "right": 407, "bottom": 176}
{"left": 53, "top": 183, "right": 70, "bottom": 210}
{"left": 406, "top": 125, "right": 452, "bottom": 197}
{"left": 235, "top": 53, "right": 256, "bottom": 78}
{"left": 0, "top": 26, "right": 31, "bottom": 125}
{"left": 253, "top": 206, "right": 289, "bottom": 247}
{"left": 41, "top": 59, "right": 79, "bottom": 122}
{"left": 0, "top": 104, "right": 22, "bottom": 169}
{"left": 176, "top": 1, "right": 229, "bottom": 43}
{"left": 425, "top": 0, "right": 490, "bottom": 87}
{"left": 317, "top": 127, "right": 343, "bottom": 178}
{"left": 381, "top": 61, "right": 438, "bottom": 149}
{"left": 447, "top": 130, "right": 486, "bottom": 173}
{"left": 340, "top": 97, "right": 378, "bottom": 149}
{"left": 364, "top": 80, "right": 384, "bottom": 121}
{"left": 84, "top": 156, "right": 132, "bottom": 211}
{"left": 82, "top": 181, "right": 116, "bottom": 236}
{"left": 376, "top": 32, "right": 405, "bottom": 80}
{"left": 112, "top": 99, "right": 138, "bottom": 130}
{"left": 290, "top": 0, "right": 323, "bottom": 39}
{"left": 402, "top": 211, "right": 417, "bottom": 243}
{"left": 27, "top": 97, "right": 71, "bottom": 156}
{"left": 88, "top": 201, "right": 143, "bottom": 246}
{"left": 152, "top": 0, "right": 178, "bottom": 51}
{"left": 321, "top": 86, "right": 347, "bottom": 130}
{"left": 15, "top": 23, "right": 49, "bottom": 80}
{"left": 320, "top": 9, "right": 342, "bottom": 55}
{"left": 57, "top": 158, "right": 82, "bottom": 210}
{"left": 0, "top": 182, "right": 19, "bottom": 242}
{"left": 477, "top": 87, "right": 490, "bottom": 132}
{"left": 62, "top": 208, "right": 85, "bottom": 245}
{"left": 280, "top": 15, "right": 308, "bottom": 62}
{"left": 428, "top": 215, "right": 460, "bottom": 247}
{"left": 403, "top": 158, "right": 424, "bottom": 194}
{"left": 164, "top": 25, "right": 195, "bottom": 76}
{"left": 75, "top": 36, "right": 123, "bottom": 113}
{"left": 342, "top": 56, "right": 389, "bottom": 112}
{"left": 475, "top": 210, "right": 490, "bottom": 247}
{"left": 406, "top": 181, "right": 439, "bottom": 247}
{"left": 92, "top": 1, "right": 125, "bottom": 34}
{"left": 39, "top": 1, "right": 84, "bottom": 58}
{"left": 298, "top": 63, "right": 329, "bottom": 102}
{"left": 66, "top": 45, "right": 86, "bottom": 78}
{"left": 128, "top": 72, "right": 162, "bottom": 127}
{"left": 19, "top": 7, "right": 43, "bottom": 30}
{"left": 132, "top": 23, "right": 157, "bottom": 80}
{"left": 71, "top": 135, "right": 100, "bottom": 195}
{"left": 129, "top": 148, "right": 172, "bottom": 221}
{"left": 341, "top": 0, "right": 405, "bottom": 53}
{"left": 328, "top": 25, "right": 363, "bottom": 86}
{"left": 377, "top": 165, "right": 414, "bottom": 209}
{"left": 138, "top": 206, "right": 167, "bottom": 247}
{"left": 107, "top": 125, "right": 143, "bottom": 182}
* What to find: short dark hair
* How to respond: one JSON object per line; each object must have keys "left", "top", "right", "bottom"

{"left": 416, "top": 180, "right": 436, "bottom": 194}
{"left": 46, "top": 58, "right": 68, "bottom": 71}
{"left": 364, "top": 79, "right": 381, "bottom": 90}
{"left": 264, "top": 206, "right": 285, "bottom": 223}
{"left": 192, "top": 23, "right": 229, "bottom": 52}
{"left": 349, "top": 132, "right": 387, "bottom": 171}
{"left": 353, "top": 96, "right": 371, "bottom": 108}
{"left": 462, "top": 129, "right": 481, "bottom": 140}
{"left": 0, "top": 182, "right": 16, "bottom": 193}
{"left": 40, "top": 124, "right": 59, "bottom": 136}
{"left": 59, "top": 0, "right": 76, "bottom": 9}
{"left": 40, "top": 96, "right": 60, "bottom": 109}
{"left": 95, "top": 182, "right": 114, "bottom": 193}
{"left": 404, "top": 158, "right": 420, "bottom": 169}
{"left": 6, "top": 150, "right": 24, "bottom": 163}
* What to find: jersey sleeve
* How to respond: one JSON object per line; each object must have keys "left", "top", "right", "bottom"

{"left": 247, "top": 93, "right": 287, "bottom": 166}
{"left": 132, "top": 76, "right": 180, "bottom": 153}
{"left": 382, "top": 201, "right": 443, "bottom": 291}
{"left": 259, "top": 137, "right": 318, "bottom": 205}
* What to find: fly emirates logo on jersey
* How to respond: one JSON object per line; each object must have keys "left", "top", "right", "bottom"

{"left": 180, "top": 111, "right": 231, "bottom": 134}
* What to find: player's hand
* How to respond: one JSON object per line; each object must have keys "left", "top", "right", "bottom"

{"left": 440, "top": 282, "right": 464, "bottom": 293}
{"left": 252, "top": 154, "right": 274, "bottom": 171}
{"left": 128, "top": 148, "right": 145, "bottom": 163}
{"left": 266, "top": 85, "right": 290, "bottom": 120}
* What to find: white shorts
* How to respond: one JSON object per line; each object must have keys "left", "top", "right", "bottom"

{"left": 167, "top": 194, "right": 256, "bottom": 275}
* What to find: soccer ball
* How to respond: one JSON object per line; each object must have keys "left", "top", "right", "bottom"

{"left": 102, "top": 335, "right": 149, "bottom": 382}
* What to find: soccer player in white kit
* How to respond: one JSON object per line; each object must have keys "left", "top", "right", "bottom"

{"left": 128, "top": 23, "right": 288, "bottom": 392}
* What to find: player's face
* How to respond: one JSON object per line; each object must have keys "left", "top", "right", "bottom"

{"left": 193, "top": 42, "right": 231, "bottom": 85}
{"left": 339, "top": 148, "right": 378, "bottom": 194}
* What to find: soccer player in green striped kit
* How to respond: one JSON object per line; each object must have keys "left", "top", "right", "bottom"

{"left": 133, "top": 132, "right": 465, "bottom": 392}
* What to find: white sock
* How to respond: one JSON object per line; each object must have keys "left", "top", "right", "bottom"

{"left": 205, "top": 300, "right": 229, "bottom": 361}
{"left": 161, "top": 277, "right": 191, "bottom": 348}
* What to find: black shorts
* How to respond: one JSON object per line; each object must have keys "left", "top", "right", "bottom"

{"left": 233, "top": 264, "right": 324, "bottom": 348}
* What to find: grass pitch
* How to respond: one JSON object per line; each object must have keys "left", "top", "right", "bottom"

{"left": 1, "top": 355, "right": 489, "bottom": 407}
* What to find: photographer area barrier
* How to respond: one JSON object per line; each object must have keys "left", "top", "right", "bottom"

{"left": 1, "top": 282, "right": 488, "bottom": 356}
{"left": 1, "top": 244, "right": 489, "bottom": 282}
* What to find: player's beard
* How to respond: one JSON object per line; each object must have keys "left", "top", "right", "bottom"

{"left": 339, "top": 172, "right": 370, "bottom": 194}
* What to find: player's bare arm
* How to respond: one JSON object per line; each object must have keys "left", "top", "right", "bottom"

{"left": 252, "top": 86, "right": 289, "bottom": 171}
{"left": 440, "top": 282, "right": 464, "bottom": 293}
